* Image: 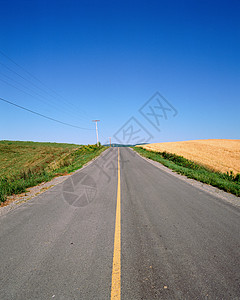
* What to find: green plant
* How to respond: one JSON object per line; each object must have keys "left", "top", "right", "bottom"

{"left": 0, "top": 141, "right": 106, "bottom": 203}
{"left": 134, "top": 147, "right": 240, "bottom": 197}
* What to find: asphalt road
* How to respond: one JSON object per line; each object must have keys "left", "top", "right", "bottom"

{"left": 0, "top": 147, "right": 239, "bottom": 299}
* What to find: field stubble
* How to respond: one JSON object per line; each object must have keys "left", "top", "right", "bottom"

{"left": 141, "top": 139, "right": 240, "bottom": 175}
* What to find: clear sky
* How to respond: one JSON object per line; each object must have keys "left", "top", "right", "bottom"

{"left": 0, "top": 0, "right": 239, "bottom": 145}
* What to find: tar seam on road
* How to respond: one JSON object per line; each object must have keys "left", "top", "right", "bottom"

{"left": 111, "top": 148, "right": 121, "bottom": 299}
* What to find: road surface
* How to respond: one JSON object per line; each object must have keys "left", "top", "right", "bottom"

{"left": 0, "top": 147, "right": 239, "bottom": 299}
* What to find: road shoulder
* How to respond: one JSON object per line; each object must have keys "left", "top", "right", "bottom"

{"left": 0, "top": 148, "right": 110, "bottom": 217}
{"left": 132, "top": 147, "right": 240, "bottom": 208}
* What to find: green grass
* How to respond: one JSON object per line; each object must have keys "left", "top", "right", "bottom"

{"left": 133, "top": 147, "right": 240, "bottom": 197}
{"left": 0, "top": 141, "right": 106, "bottom": 203}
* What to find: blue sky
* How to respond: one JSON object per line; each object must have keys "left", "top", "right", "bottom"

{"left": 0, "top": 0, "right": 239, "bottom": 144}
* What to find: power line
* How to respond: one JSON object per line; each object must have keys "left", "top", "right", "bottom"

{"left": 0, "top": 73, "right": 90, "bottom": 122}
{"left": 0, "top": 77, "right": 76, "bottom": 120}
{"left": 0, "top": 61, "right": 90, "bottom": 122}
{"left": 0, "top": 50, "right": 92, "bottom": 119}
{"left": 0, "top": 77, "right": 48, "bottom": 104}
{"left": 0, "top": 61, "right": 48, "bottom": 95}
{"left": 0, "top": 72, "right": 60, "bottom": 106}
{"left": 0, "top": 97, "right": 94, "bottom": 130}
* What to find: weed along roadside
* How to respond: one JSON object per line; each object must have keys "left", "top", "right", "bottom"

{"left": 0, "top": 141, "right": 106, "bottom": 203}
{"left": 134, "top": 147, "right": 240, "bottom": 197}
{"left": 139, "top": 139, "right": 240, "bottom": 175}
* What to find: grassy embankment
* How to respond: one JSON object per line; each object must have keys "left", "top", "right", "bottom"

{"left": 0, "top": 141, "right": 106, "bottom": 203}
{"left": 140, "top": 139, "right": 240, "bottom": 175}
{"left": 134, "top": 147, "right": 240, "bottom": 197}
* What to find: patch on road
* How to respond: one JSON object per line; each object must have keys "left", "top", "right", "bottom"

{"left": 62, "top": 172, "right": 97, "bottom": 207}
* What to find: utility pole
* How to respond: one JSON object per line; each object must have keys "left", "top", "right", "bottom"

{"left": 109, "top": 137, "right": 111, "bottom": 147}
{"left": 92, "top": 120, "right": 100, "bottom": 146}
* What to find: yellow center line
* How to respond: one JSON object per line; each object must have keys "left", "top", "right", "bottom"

{"left": 111, "top": 148, "right": 121, "bottom": 299}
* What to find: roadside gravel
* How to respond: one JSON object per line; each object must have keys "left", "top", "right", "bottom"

{"left": 0, "top": 148, "right": 109, "bottom": 217}
{"left": 132, "top": 148, "right": 240, "bottom": 208}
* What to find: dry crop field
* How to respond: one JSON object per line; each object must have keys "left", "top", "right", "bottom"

{"left": 140, "top": 139, "right": 240, "bottom": 175}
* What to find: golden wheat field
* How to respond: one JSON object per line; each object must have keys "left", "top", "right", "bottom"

{"left": 140, "top": 139, "right": 240, "bottom": 175}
